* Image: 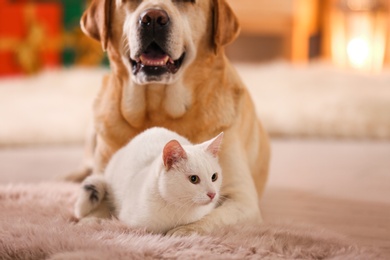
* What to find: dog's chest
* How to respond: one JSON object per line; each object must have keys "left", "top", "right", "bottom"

{"left": 96, "top": 78, "right": 239, "bottom": 153}
{"left": 145, "top": 86, "right": 165, "bottom": 112}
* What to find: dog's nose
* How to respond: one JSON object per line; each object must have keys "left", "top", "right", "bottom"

{"left": 140, "top": 9, "right": 170, "bottom": 28}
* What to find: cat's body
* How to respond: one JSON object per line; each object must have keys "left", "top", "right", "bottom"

{"left": 75, "top": 127, "right": 223, "bottom": 234}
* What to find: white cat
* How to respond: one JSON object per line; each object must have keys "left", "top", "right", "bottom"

{"left": 75, "top": 127, "right": 224, "bottom": 234}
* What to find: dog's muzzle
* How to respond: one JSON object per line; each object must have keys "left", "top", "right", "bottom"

{"left": 130, "top": 8, "right": 185, "bottom": 77}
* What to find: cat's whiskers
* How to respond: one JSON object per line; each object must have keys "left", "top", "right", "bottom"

{"left": 157, "top": 199, "right": 190, "bottom": 229}
{"left": 167, "top": 197, "right": 196, "bottom": 218}
{"left": 172, "top": 200, "right": 197, "bottom": 229}
{"left": 157, "top": 196, "right": 196, "bottom": 223}
{"left": 217, "top": 195, "right": 232, "bottom": 206}
{"left": 160, "top": 195, "right": 193, "bottom": 210}
{"left": 162, "top": 195, "right": 198, "bottom": 224}
{"left": 171, "top": 193, "right": 218, "bottom": 229}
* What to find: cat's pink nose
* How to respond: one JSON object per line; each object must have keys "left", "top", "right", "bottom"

{"left": 207, "top": 192, "right": 216, "bottom": 200}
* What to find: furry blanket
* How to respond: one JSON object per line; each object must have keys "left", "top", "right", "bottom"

{"left": 0, "top": 183, "right": 382, "bottom": 259}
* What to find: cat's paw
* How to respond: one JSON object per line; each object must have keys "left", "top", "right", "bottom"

{"left": 166, "top": 225, "right": 205, "bottom": 237}
{"left": 74, "top": 175, "right": 108, "bottom": 218}
{"left": 83, "top": 183, "right": 101, "bottom": 203}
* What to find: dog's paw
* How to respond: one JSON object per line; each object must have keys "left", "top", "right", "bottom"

{"left": 76, "top": 216, "right": 104, "bottom": 226}
{"left": 60, "top": 166, "right": 92, "bottom": 183}
{"left": 166, "top": 225, "right": 205, "bottom": 237}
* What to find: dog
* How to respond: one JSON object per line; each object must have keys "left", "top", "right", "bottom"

{"left": 69, "top": 0, "right": 270, "bottom": 236}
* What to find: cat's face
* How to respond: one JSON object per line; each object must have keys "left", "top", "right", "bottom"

{"left": 159, "top": 152, "right": 222, "bottom": 207}
{"left": 159, "top": 133, "right": 224, "bottom": 208}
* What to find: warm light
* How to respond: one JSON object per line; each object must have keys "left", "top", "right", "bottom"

{"left": 329, "top": 0, "right": 388, "bottom": 73}
{"left": 347, "top": 38, "right": 370, "bottom": 68}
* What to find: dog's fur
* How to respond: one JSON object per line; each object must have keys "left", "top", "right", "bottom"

{"left": 69, "top": 0, "right": 270, "bottom": 236}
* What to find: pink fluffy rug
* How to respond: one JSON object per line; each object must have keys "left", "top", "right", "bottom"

{"left": 0, "top": 183, "right": 382, "bottom": 259}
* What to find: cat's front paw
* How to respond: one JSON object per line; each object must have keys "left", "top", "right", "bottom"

{"left": 166, "top": 225, "right": 205, "bottom": 237}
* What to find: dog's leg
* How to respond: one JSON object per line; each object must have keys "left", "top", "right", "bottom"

{"left": 74, "top": 175, "right": 113, "bottom": 219}
{"left": 62, "top": 120, "right": 96, "bottom": 182}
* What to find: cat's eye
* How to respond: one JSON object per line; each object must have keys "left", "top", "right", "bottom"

{"left": 189, "top": 175, "right": 200, "bottom": 184}
{"left": 211, "top": 173, "right": 218, "bottom": 182}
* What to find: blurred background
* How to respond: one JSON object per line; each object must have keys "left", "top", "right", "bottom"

{"left": 0, "top": 0, "right": 389, "bottom": 254}
{"left": 1, "top": 0, "right": 389, "bottom": 144}
{"left": 0, "top": 0, "right": 108, "bottom": 76}
{"left": 0, "top": 0, "right": 389, "bottom": 75}
{"left": 227, "top": 0, "right": 390, "bottom": 69}
{"left": 0, "top": 1, "right": 389, "bottom": 150}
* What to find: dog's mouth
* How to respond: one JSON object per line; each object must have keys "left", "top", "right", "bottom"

{"left": 130, "top": 42, "right": 185, "bottom": 76}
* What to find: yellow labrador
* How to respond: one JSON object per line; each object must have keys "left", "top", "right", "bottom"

{"left": 71, "top": 0, "right": 270, "bottom": 236}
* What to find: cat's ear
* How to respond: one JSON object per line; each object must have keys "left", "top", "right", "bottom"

{"left": 203, "top": 132, "right": 224, "bottom": 158}
{"left": 163, "top": 140, "right": 188, "bottom": 171}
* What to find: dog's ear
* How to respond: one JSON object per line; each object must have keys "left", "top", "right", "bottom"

{"left": 212, "top": 0, "right": 240, "bottom": 54}
{"left": 80, "top": 0, "right": 112, "bottom": 51}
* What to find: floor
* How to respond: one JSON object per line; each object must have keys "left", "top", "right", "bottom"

{"left": 0, "top": 139, "right": 389, "bottom": 257}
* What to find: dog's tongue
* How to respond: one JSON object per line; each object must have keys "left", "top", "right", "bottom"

{"left": 140, "top": 43, "right": 172, "bottom": 66}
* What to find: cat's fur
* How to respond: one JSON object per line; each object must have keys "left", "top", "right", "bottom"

{"left": 75, "top": 127, "right": 224, "bottom": 233}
